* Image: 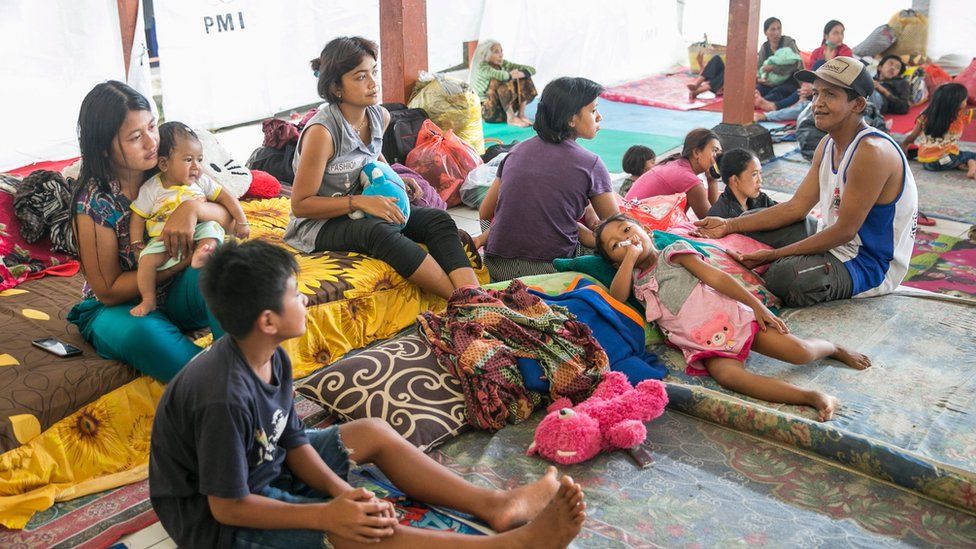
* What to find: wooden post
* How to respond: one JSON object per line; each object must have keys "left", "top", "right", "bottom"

{"left": 117, "top": 0, "right": 139, "bottom": 79}
{"left": 379, "top": 0, "right": 429, "bottom": 104}
{"left": 712, "top": 0, "right": 773, "bottom": 160}
{"left": 721, "top": 0, "right": 761, "bottom": 125}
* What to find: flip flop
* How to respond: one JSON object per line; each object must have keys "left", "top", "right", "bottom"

{"left": 456, "top": 229, "right": 484, "bottom": 270}
{"left": 917, "top": 212, "right": 936, "bottom": 226}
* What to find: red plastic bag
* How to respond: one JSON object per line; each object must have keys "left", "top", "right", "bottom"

{"left": 614, "top": 193, "right": 689, "bottom": 232}
{"left": 922, "top": 63, "right": 952, "bottom": 96}
{"left": 405, "top": 119, "right": 482, "bottom": 207}
{"left": 955, "top": 58, "right": 976, "bottom": 106}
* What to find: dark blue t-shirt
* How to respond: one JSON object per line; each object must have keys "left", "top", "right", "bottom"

{"left": 149, "top": 336, "right": 309, "bottom": 549}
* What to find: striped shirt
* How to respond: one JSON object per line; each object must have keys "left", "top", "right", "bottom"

{"left": 471, "top": 60, "right": 536, "bottom": 101}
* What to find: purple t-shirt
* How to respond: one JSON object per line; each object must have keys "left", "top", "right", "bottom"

{"left": 624, "top": 157, "right": 702, "bottom": 201}
{"left": 485, "top": 136, "right": 612, "bottom": 261}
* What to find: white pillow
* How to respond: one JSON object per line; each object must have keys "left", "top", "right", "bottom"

{"left": 195, "top": 129, "right": 252, "bottom": 198}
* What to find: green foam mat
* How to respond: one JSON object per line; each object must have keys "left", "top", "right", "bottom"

{"left": 483, "top": 123, "right": 682, "bottom": 173}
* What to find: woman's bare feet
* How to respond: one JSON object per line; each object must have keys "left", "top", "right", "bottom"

{"left": 808, "top": 391, "right": 840, "bottom": 422}
{"left": 830, "top": 346, "right": 872, "bottom": 370}
{"left": 484, "top": 466, "right": 560, "bottom": 532}
{"left": 190, "top": 242, "right": 216, "bottom": 269}
{"left": 502, "top": 476, "right": 585, "bottom": 549}
{"left": 519, "top": 115, "right": 533, "bottom": 125}
{"left": 753, "top": 112, "right": 768, "bottom": 122}
{"left": 507, "top": 116, "right": 531, "bottom": 128}
{"left": 130, "top": 298, "right": 156, "bottom": 317}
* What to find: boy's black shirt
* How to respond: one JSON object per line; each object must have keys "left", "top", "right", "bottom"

{"left": 149, "top": 335, "right": 308, "bottom": 548}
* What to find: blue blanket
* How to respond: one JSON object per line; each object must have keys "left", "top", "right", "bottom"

{"left": 520, "top": 278, "right": 667, "bottom": 390}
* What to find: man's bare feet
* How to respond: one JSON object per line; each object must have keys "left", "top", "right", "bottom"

{"left": 484, "top": 466, "right": 560, "bottom": 532}
{"left": 130, "top": 299, "right": 155, "bottom": 317}
{"left": 755, "top": 96, "right": 777, "bottom": 112}
{"left": 830, "top": 346, "right": 872, "bottom": 370}
{"left": 503, "top": 476, "right": 585, "bottom": 549}
{"left": 190, "top": 243, "right": 216, "bottom": 269}
{"left": 808, "top": 391, "right": 840, "bottom": 422}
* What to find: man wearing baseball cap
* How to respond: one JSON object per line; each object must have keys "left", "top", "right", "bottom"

{"left": 695, "top": 56, "right": 918, "bottom": 307}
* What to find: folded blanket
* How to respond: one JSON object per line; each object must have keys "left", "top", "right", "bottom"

{"left": 417, "top": 280, "right": 608, "bottom": 431}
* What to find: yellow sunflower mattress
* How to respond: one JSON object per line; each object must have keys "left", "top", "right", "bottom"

{"left": 0, "top": 198, "right": 486, "bottom": 528}
{"left": 242, "top": 197, "right": 488, "bottom": 378}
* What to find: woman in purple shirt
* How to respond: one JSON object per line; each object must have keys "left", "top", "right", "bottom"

{"left": 479, "top": 77, "right": 619, "bottom": 282}
{"left": 625, "top": 128, "right": 722, "bottom": 219}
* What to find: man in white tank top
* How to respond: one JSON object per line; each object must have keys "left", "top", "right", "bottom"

{"left": 694, "top": 57, "right": 918, "bottom": 307}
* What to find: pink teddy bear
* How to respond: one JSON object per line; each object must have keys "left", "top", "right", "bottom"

{"left": 526, "top": 371, "right": 668, "bottom": 465}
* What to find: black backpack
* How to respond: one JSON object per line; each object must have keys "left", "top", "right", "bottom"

{"left": 246, "top": 142, "right": 297, "bottom": 185}
{"left": 382, "top": 102, "right": 428, "bottom": 164}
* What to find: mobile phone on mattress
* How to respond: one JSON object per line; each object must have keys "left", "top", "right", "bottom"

{"left": 32, "top": 337, "right": 83, "bottom": 357}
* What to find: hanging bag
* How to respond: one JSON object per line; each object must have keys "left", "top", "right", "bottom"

{"left": 405, "top": 119, "right": 483, "bottom": 207}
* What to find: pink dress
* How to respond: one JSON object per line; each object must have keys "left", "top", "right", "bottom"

{"left": 634, "top": 241, "right": 760, "bottom": 375}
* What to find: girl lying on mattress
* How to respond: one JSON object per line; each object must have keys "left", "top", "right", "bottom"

{"left": 594, "top": 214, "right": 871, "bottom": 421}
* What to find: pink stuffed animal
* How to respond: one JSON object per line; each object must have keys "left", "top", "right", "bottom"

{"left": 526, "top": 371, "right": 668, "bottom": 465}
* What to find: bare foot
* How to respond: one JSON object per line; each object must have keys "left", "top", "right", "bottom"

{"left": 485, "top": 466, "right": 560, "bottom": 532}
{"left": 507, "top": 117, "right": 531, "bottom": 128}
{"left": 519, "top": 115, "right": 533, "bottom": 125}
{"left": 503, "top": 476, "right": 585, "bottom": 549}
{"left": 686, "top": 82, "right": 698, "bottom": 92}
{"left": 473, "top": 232, "right": 488, "bottom": 250}
{"left": 830, "top": 346, "right": 872, "bottom": 370}
{"left": 130, "top": 300, "right": 155, "bottom": 317}
{"left": 967, "top": 165, "right": 976, "bottom": 179}
{"left": 753, "top": 112, "right": 768, "bottom": 122}
{"left": 809, "top": 391, "right": 840, "bottom": 422}
{"left": 756, "top": 96, "right": 777, "bottom": 112}
{"left": 191, "top": 243, "right": 216, "bottom": 269}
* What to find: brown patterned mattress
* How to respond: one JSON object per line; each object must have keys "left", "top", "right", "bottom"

{"left": 0, "top": 275, "right": 138, "bottom": 453}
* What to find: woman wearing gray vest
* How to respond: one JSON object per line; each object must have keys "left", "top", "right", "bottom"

{"left": 286, "top": 37, "right": 478, "bottom": 299}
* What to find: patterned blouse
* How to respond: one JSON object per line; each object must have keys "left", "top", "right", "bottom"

{"left": 75, "top": 180, "right": 138, "bottom": 301}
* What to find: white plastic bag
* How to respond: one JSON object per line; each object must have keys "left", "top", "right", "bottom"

{"left": 459, "top": 153, "right": 507, "bottom": 209}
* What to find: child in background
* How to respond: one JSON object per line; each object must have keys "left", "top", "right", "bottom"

{"left": 708, "top": 148, "right": 775, "bottom": 218}
{"left": 129, "top": 122, "right": 249, "bottom": 317}
{"left": 619, "top": 145, "right": 656, "bottom": 197}
{"left": 595, "top": 214, "right": 871, "bottom": 421}
{"left": 149, "top": 239, "right": 586, "bottom": 548}
{"left": 902, "top": 83, "right": 976, "bottom": 179}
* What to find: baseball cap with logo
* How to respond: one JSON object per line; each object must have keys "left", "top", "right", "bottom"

{"left": 795, "top": 56, "right": 874, "bottom": 98}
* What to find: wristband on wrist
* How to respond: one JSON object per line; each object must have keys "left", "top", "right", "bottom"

{"left": 348, "top": 194, "right": 354, "bottom": 213}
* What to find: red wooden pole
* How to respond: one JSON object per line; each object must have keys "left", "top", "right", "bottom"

{"left": 379, "top": 0, "right": 429, "bottom": 104}
{"left": 721, "top": 0, "right": 761, "bottom": 126}
{"left": 117, "top": 0, "right": 139, "bottom": 79}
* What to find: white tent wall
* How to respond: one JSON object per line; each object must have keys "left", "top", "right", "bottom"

{"left": 154, "top": 0, "right": 379, "bottom": 130}
{"left": 477, "top": 0, "right": 684, "bottom": 92}
{"left": 927, "top": 0, "right": 976, "bottom": 60}
{"left": 681, "top": 0, "right": 908, "bottom": 54}
{"left": 427, "top": 0, "right": 484, "bottom": 72}
{"left": 0, "top": 1, "right": 127, "bottom": 172}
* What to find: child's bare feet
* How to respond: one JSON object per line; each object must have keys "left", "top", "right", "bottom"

{"left": 686, "top": 82, "right": 698, "bottom": 92}
{"left": 130, "top": 299, "right": 155, "bottom": 317}
{"left": 809, "top": 391, "right": 840, "bottom": 421}
{"left": 504, "top": 475, "right": 585, "bottom": 549}
{"left": 485, "top": 465, "right": 560, "bottom": 532}
{"left": 967, "top": 161, "right": 976, "bottom": 179}
{"left": 830, "top": 346, "right": 872, "bottom": 370}
{"left": 191, "top": 243, "right": 216, "bottom": 269}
